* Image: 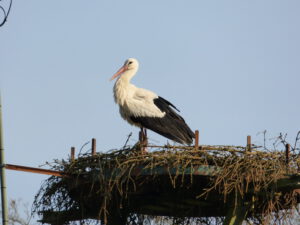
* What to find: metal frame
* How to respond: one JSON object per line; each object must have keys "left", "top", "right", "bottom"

{"left": 0, "top": 95, "right": 8, "bottom": 225}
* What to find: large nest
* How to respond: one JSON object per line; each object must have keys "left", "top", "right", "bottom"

{"left": 33, "top": 144, "right": 300, "bottom": 225}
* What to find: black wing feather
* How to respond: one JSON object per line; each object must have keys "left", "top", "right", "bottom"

{"left": 155, "top": 96, "right": 180, "bottom": 112}
{"left": 130, "top": 96, "right": 195, "bottom": 144}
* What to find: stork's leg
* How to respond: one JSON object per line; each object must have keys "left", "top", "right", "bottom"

{"left": 142, "top": 127, "right": 148, "bottom": 152}
{"left": 143, "top": 127, "right": 148, "bottom": 144}
{"left": 139, "top": 127, "right": 143, "bottom": 143}
{"left": 139, "top": 127, "right": 148, "bottom": 152}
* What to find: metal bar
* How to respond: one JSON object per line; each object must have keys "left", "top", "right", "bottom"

{"left": 92, "top": 138, "right": 96, "bottom": 156}
{"left": 195, "top": 130, "right": 199, "bottom": 150}
{"left": 247, "top": 135, "right": 251, "bottom": 151}
{"left": 71, "top": 147, "right": 75, "bottom": 161}
{"left": 5, "top": 164, "right": 66, "bottom": 177}
{"left": 0, "top": 94, "right": 8, "bottom": 225}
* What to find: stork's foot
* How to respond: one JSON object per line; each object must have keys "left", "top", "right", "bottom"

{"left": 139, "top": 128, "right": 148, "bottom": 152}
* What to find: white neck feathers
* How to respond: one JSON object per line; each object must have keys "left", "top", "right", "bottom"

{"left": 113, "top": 69, "right": 137, "bottom": 106}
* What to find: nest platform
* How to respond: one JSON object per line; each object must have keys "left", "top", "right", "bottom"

{"left": 33, "top": 144, "right": 300, "bottom": 225}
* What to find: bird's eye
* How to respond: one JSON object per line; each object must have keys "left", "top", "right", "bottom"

{"left": 128, "top": 61, "right": 133, "bottom": 65}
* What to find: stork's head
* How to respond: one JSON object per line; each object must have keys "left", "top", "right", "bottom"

{"left": 110, "top": 58, "right": 139, "bottom": 81}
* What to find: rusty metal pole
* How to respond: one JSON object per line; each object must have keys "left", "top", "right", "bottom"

{"left": 70, "top": 147, "right": 75, "bottom": 161}
{"left": 5, "top": 164, "right": 66, "bottom": 177}
{"left": 92, "top": 138, "right": 96, "bottom": 156}
{"left": 247, "top": 135, "right": 251, "bottom": 151}
{"left": 194, "top": 130, "right": 199, "bottom": 150}
{"left": 0, "top": 95, "right": 8, "bottom": 225}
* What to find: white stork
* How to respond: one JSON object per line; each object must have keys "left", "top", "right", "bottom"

{"left": 110, "top": 58, "right": 195, "bottom": 145}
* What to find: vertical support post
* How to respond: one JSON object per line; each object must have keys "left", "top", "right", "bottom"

{"left": 0, "top": 95, "right": 8, "bottom": 225}
{"left": 247, "top": 135, "right": 251, "bottom": 151}
{"left": 92, "top": 138, "right": 96, "bottom": 156}
{"left": 70, "top": 147, "right": 75, "bottom": 161}
{"left": 194, "top": 130, "right": 199, "bottom": 150}
{"left": 285, "top": 144, "right": 290, "bottom": 166}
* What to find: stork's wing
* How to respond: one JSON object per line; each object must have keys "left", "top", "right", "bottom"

{"left": 154, "top": 96, "right": 180, "bottom": 112}
{"left": 130, "top": 95, "right": 195, "bottom": 145}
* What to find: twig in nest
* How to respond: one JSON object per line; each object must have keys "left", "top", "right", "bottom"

{"left": 123, "top": 132, "right": 132, "bottom": 148}
{"left": 78, "top": 141, "right": 91, "bottom": 156}
{"left": 294, "top": 131, "right": 300, "bottom": 155}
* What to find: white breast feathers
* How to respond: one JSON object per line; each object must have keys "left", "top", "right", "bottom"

{"left": 114, "top": 81, "right": 165, "bottom": 122}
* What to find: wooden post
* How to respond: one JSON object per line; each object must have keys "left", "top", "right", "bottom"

{"left": 70, "top": 147, "right": 75, "bottom": 161}
{"left": 92, "top": 138, "right": 96, "bottom": 156}
{"left": 247, "top": 135, "right": 251, "bottom": 151}
{"left": 195, "top": 130, "right": 199, "bottom": 150}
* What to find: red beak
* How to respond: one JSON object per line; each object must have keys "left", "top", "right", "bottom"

{"left": 110, "top": 65, "right": 128, "bottom": 81}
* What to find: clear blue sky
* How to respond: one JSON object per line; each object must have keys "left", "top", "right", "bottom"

{"left": 0, "top": 0, "right": 299, "bottom": 212}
